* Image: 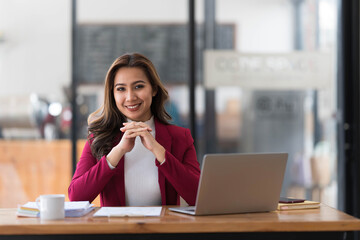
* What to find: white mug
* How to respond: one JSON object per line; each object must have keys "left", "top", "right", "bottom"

{"left": 36, "top": 194, "right": 65, "bottom": 220}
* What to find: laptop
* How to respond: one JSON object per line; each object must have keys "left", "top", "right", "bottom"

{"left": 169, "top": 153, "right": 288, "bottom": 216}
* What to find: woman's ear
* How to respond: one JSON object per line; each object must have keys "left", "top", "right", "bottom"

{"left": 152, "top": 86, "right": 158, "bottom": 97}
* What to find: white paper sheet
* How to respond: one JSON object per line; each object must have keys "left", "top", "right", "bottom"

{"left": 93, "top": 207, "right": 162, "bottom": 217}
{"left": 22, "top": 201, "right": 92, "bottom": 210}
{"left": 18, "top": 201, "right": 94, "bottom": 218}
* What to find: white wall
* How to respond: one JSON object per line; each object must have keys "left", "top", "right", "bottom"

{"left": 217, "top": 0, "right": 293, "bottom": 52}
{"left": 76, "top": 0, "right": 294, "bottom": 115}
{"left": 77, "top": 0, "right": 293, "bottom": 52}
{"left": 0, "top": 0, "right": 71, "bottom": 102}
{"left": 0, "top": 0, "right": 293, "bottom": 104}
{"left": 77, "top": 0, "right": 195, "bottom": 23}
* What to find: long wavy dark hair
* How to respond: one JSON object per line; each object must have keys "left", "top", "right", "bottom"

{"left": 88, "top": 53, "right": 171, "bottom": 159}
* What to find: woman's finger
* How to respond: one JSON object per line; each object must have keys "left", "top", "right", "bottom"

{"left": 123, "top": 121, "right": 150, "bottom": 128}
{"left": 125, "top": 129, "right": 152, "bottom": 139}
{"left": 121, "top": 122, "right": 152, "bottom": 132}
{"left": 126, "top": 127, "right": 149, "bottom": 133}
{"left": 125, "top": 132, "right": 145, "bottom": 138}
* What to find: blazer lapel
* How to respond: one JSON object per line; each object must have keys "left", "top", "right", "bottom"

{"left": 155, "top": 119, "right": 172, "bottom": 205}
{"left": 155, "top": 119, "right": 172, "bottom": 154}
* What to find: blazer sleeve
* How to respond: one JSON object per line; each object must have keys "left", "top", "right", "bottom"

{"left": 157, "top": 128, "right": 200, "bottom": 206}
{"left": 68, "top": 140, "right": 117, "bottom": 203}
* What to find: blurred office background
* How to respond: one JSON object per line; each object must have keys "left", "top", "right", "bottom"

{"left": 1, "top": 0, "right": 359, "bottom": 220}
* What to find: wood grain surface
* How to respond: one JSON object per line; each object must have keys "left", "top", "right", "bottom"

{"left": 0, "top": 140, "right": 101, "bottom": 207}
{"left": 0, "top": 205, "right": 360, "bottom": 235}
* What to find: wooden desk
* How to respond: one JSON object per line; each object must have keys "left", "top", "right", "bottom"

{"left": 0, "top": 205, "right": 360, "bottom": 240}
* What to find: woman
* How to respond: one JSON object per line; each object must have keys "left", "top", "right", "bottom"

{"left": 68, "top": 53, "right": 200, "bottom": 206}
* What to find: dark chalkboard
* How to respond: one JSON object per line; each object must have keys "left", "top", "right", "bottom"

{"left": 76, "top": 24, "right": 234, "bottom": 84}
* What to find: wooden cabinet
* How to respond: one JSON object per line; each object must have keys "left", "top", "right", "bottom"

{"left": 0, "top": 140, "right": 101, "bottom": 207}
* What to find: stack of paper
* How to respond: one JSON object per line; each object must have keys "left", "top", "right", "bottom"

{"left": 277, "top": 200, "right": 320, "bottom": 211}
{"left": 93, "top": 207, "right": 162, "bottom": 217}
{"left": 63, "top": 201, "right": 95, "bottom": 217}
{"left": 17, "top": 201, "right": 95, "bottom": 217}
{"left": 17, "top": 203, "right": 39, "bottom": 217}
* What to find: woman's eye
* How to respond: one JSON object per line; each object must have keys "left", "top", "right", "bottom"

{"left": 116, "top": 87, "right": 125, "bottom": 91}
{"left": 135, "top": 84, "right": 144, "bottom": 89}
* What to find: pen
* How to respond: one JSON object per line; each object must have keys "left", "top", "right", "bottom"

{"left": 108, "top": 214, "right": 146, "bottom": 217}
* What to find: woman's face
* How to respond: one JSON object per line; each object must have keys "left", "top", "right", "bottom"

{"left": 113, "top": 67, "right": 156, "bottom": 122}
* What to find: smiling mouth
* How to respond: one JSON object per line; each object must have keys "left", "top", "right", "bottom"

{"left": 126, "top": 103, "right": 141, "bottom": 110}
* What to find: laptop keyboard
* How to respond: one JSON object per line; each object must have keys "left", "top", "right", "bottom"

{"left": 183, "top": 206, "right": 195, "bottom": 211}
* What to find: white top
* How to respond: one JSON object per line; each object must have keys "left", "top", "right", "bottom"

{"left": 123, "top": 116, "right": 162, "bottom": 206}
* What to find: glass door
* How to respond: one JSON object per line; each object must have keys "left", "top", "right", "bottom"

{"left": 198, "top": 0, "right": 339, "bottom": 208}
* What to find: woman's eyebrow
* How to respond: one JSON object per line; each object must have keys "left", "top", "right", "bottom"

{"left": 132, "top": 80, "right": 146, "bottom": 85}
{"left": 114, "top": 80, "right": 146, "bottom": 88}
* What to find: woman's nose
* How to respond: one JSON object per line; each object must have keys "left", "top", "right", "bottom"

{"left": 126, "top": 89, "right": 137, "bottom": 101}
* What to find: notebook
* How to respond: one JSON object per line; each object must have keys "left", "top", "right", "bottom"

{"left": 169, "top": 153, "right": 288, "bottom": 216}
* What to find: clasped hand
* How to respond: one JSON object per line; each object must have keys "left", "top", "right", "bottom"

{"left": 119, "top": 121, "right": 157, "bottom": 153}
{"left": 107, "top": 121, "right": 166, "bottom": 166}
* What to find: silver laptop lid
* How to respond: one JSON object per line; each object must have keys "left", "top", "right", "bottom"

{"left": 194, "top": 153, "right": 288, "bottom": 215}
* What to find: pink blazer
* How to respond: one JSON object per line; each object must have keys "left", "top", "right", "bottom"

{"left": 68, "top": 119, "right": 201, "bottom": 206}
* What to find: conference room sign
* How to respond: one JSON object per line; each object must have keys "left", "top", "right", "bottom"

{"left": 204, "top": 50, "right": 333, "bottom": 90}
